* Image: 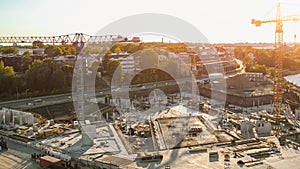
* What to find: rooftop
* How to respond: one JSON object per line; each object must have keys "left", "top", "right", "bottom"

{"left": 96, "top": 155, "right": 134, "bottom": 167}
{"left": 40, "top": 155, "right": 61, "bottom": 163}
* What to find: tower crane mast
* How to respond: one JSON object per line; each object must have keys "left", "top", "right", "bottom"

{"left": 251, "top": 3, "right": 300, "bottom": 118}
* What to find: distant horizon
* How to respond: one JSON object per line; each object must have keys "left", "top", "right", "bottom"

{"left": 1, "top": 0, "right": 300, "bottom": 44}
{"left": 0, "top": 31, "right": 295, "bottom": 45}
{"left": 0, "top": 32, "right": 297, "bottom": 44}
{"left": 0, "top": 37, "right": 297, "bottom": 45}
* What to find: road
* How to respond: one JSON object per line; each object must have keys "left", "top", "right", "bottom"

{"left": 0, "top": 93, "right": 73, "bottom": 109}
{"left": 235, "top": 58, "right": 245, "bottom": 73}
{"left": 0, "top": 80, "right": 183, "bottom": 110}
{"left": 0, "top": 88, "right": 114, "bottom": 109}
{"left": 0, "top": 70, "right": 243, "bottom": 110}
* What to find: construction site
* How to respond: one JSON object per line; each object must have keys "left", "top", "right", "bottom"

{"left": 0, "top": 82, "right": 300, "bottom": 169}
{"left": 2, "top": 2, "right": 300, "bottom": 169}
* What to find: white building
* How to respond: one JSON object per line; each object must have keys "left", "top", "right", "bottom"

{"left": 0, "top": 108, "right": 34, "bottom": 128}
{"left": 110, "top": 52, "right": 140, "bottom": 74}
{"left": 245, "top": 72, "right": 265, "bottom": 82}
{"left": 255, "top": 120, "right": 271, "bottom": 137}
{"left": 240, "top": 121, "right": 255, "bottom": 139}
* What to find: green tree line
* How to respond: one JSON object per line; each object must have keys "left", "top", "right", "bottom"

{"left": 235, "top": 45, "right": 300, "bottom": 75}
{"left": 0, "top": 58, "right": 74, "bottom": 101}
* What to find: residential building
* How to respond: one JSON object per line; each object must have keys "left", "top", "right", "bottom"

{"left": 227, "top": 72, "right": 266, "bottom": 89}
{"left": 110, "top": 52, "right": 140, "bottom": 74}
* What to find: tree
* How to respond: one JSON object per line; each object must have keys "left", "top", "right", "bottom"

{"left": 44, "top": 46, "right": 63, "bottom": 57}
{"left": 82, "top": 44, "right": 103, "bottom": 56}
{"left": 62, "top": 64, "right": 74, "bottom": 87}
{"left": 242, "top": 55, "right": 254, "bottom": 72}
{"left": 233, "top": 59, "right": 240, "bottom": 69}
{"left": 62, "top": 45, "right": 76, "bottom": 55}
{"left": 88, "top": 59, "right": 100, "bottom": 72}
{"left": 21, "top": 52, "right": 33, "bottom": 72}
{"left": 161, "top": 58, "right": 179, "bottom": 77}
{"left": 110, "top": 43, "right": 123, "bottom": 54}
{"left": 244, "top": 46, "right": 253, "bottom": 56}
{"left": 106, "top": 60, "right": 121, "bottom": 77}
{"left": 1, "top": 47, "right": 18, "bottom": 54}
{"left": 283, "top": 57, "right": 300, "bottom": 71}
{"left": 0, "top": 61, "right": 14, "bottom": 76}
{"left": 131, "top": 68, "right": 173, "bottom": 84}
{"left": 123, "top": 43, "right": 140, "bottom": 53}
{"left": 268, "top": 67, "right": 276, "bottom": 78}
{"left": 139, "top": 49, "right": 158, "bottom": 68}
{"left": 69, "top": 46, "right": 76, "bottom": 55}
{"left": 25, "top": 60, "right": 49, "bottom": 91}
{"left": 32, "top": 41, "right": 44, "bottom": 48}
{"left": 166, "top": 43, "right": 188, "bottom": 53}
{"left": 25, "top": 58, "right": 64, "bottom": 91}
{"left": 102, "top": 50, "right": 112, "bottom": 71}
{"left": 295, "top": 46, "right": 300, "bottom": 56}
{"left": 233, "top": 47, "right": 244, "bottom": 59}
{"left": 0, "top": 61, "right": 15, "bottom": 94}
{"left": 106, "top": 60, "right": 123, "bottom": 85}
{"left": 114, "top": 47, "right": 122, "bottom": 53}
{"left": 51, "top": 68, "right": 64, "bottom": 90}
{"left": 23, "top": 51, "right": 31, "bottom": 56}
{"left": 253, "top": 49, "right": 275, "bottom": 67}
{"left": 252, "top": 64, "right": 267, "bottom": 75}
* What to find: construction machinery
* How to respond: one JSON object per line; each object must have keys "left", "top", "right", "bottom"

{"left": 0, "top": 33, "right": 140, "bottom": 45}
{"left": 251, "top": 3, "right": 300, "bottom": 120}
{"left": 37, "top": 128, "right": 64, "bottom": 137}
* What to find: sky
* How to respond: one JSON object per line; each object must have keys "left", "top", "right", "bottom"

{"left": 1, "top": 0, "right": 300, "bottom": 43}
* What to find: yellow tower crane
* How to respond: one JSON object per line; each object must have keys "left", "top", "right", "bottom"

{"left": 251, "top": 3, "right": 300, "bottom": 119}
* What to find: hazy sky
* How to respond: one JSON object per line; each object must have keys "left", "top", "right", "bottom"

{"left": 1, "top": 0, "right": 300, "bottom": 43}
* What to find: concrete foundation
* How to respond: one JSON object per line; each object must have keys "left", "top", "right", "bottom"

{"left": 241, "top": 121, "right": 255, "bottom": 139}
{"left": 255, "top": 120, "right": 272, "bottom": 137}
{"left": 81, "top": 124, "right": 97, "bottom": 146}
{"left": 0, "top": 108, "right": 34, "bottom": 127}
